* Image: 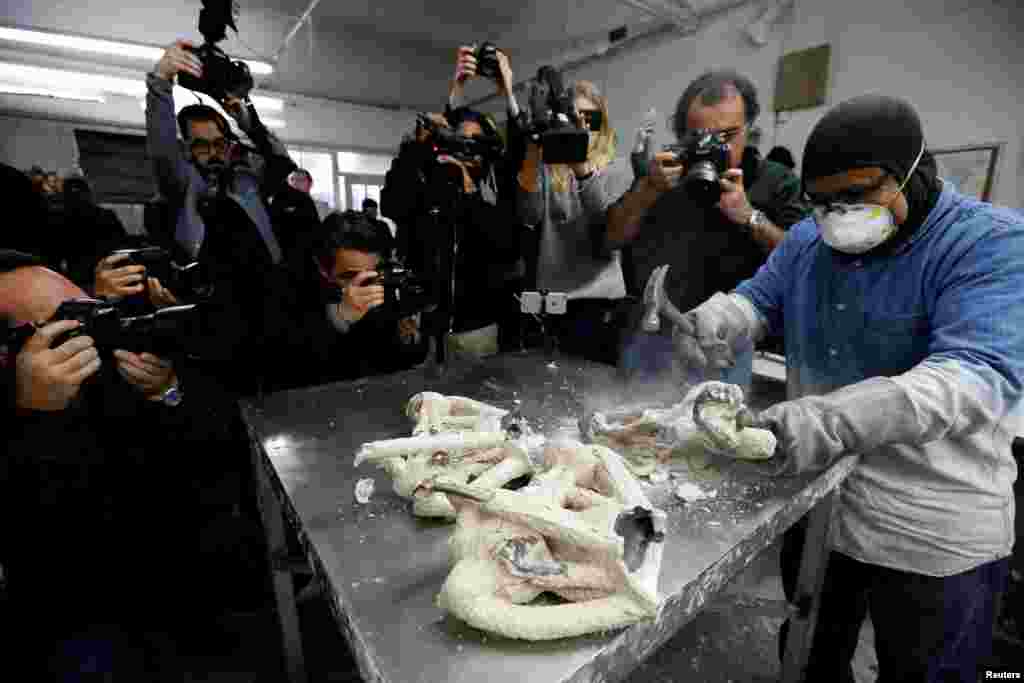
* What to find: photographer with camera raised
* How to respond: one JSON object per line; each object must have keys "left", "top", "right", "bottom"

{"left": 0, "top": 250, "right": 254, "bottom": 675}
{"left": 608, "top": 70, "right": 809, "bottom": 386}
{"left": 146, "top": 37, "right": 295, "bottom": 393}
{"left": 517, "top": 77, "right": 634, "bottom": 365}
{"left": 382, "top": 44, "right": 524, "bottom": 360}
{"left": 264, "top": 211, "right": 427, "bottom": 392}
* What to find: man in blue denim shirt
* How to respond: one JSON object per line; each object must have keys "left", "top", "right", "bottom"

{"left": 673, "top": 95, "right": 1023, "bottom": 681}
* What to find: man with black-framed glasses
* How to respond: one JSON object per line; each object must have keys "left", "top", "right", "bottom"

{"left": 145, "top": 39, "right": 299, "bottom": 395}
{"left": 609, "top": 69, "right": 809, "bottom": 387}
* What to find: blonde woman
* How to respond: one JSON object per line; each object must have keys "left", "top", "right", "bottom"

{"left": 517, "top": 80, "right": 633, "bottom": 364}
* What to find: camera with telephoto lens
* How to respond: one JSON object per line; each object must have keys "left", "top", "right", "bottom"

{"left": 524, "top": 65, "right": 596, "bottom": 165}
{"left": 177, "top": 0, "right": 255, "bottom": 101}
{"left": 110, "top": 247, "right": 214, "bottom": 302}
{"left": 471, "top": 42, "right": 501, "bottom": 80}
{"left": 671, "top": 128, "right": 731, "bottom": 206}
{"left": 8, "top": 298, "right": 200, "bottom": 357}
{"left": 368, "top": 260, "right": 432, "bottom": 318}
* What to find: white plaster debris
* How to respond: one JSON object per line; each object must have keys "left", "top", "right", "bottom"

{"left": 355, "top": 478, "right": 375, "bottom": 504}
{"left": 649, "top": 467, "right": 670, "bottom": 484}
{"left": 675, "top": 483, "right": 718, "bottom": 502}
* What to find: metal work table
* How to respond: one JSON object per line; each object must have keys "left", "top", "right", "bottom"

{"left": 240, "top": 351, "right": 856, "bottom": 683}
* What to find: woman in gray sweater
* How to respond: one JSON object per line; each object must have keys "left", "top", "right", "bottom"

{"left": 517, "top": 80, "right": 634, "bottom": 364}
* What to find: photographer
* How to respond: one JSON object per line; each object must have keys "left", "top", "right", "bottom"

{"left": 517, "top": 79, "right": 634, "bottom": 365}
{"left": 264, "top": 211, "right": 427, "bottom": 391}
{"left": 608, "top": 70, "right": 809, "bottom": 385}
{"left": 383, "top": 45, "right": 525, "bottom": 360}
{"left": 0, "top": 251, "right": 252, "bottom": 675}
{"left": 146, "top": 39, "right": 296, "bottom": 392}
{"left": 56, "top": 176, "right": 130, "bottom": 289}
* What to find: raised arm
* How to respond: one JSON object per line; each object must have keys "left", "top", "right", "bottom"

{"left": 146, "top": 41, "right": 202, "bottom": 201}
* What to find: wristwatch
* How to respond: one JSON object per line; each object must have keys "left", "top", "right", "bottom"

{"left": 157, "top": 381, "right": 183, "bottom": 407}
{"left": 746, "top": 208, "right": 766, "bottom": 234}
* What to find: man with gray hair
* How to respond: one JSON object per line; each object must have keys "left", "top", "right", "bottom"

{"left": 608, "top": 69, "right": 808, "bottom": 386}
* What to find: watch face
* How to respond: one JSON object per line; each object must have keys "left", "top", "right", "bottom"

{"left": 163, "top": 386, "right": 183, "bottom": 406}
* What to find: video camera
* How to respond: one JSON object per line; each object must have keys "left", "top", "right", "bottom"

{"left": 177, "top": 0, "right": 255, "bottom": 102}
{"left": 664, "top": 128, "right": 731, "bottom": 206}
{"left": 110, "top": 247, "right": 214, "bottom": 302}
{"left": 6, "top": 298, "right": 199, "bottom": 357}
{"left": 524, "top": 65, "right": 595, "bottom": 165}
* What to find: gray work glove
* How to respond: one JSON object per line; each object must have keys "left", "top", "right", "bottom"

{"left": 745, "top": 376, "right": 918, "bottom": 476}
{"left": 672, "top": 292, "right": 757, "bottom": 376}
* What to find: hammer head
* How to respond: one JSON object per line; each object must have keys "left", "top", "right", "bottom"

{"left": 641, "top": 265, "right": 670, "bottom": 332}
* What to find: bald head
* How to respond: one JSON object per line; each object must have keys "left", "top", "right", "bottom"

{"left": 0, "top": 266, "right": 87, "bottom": 326}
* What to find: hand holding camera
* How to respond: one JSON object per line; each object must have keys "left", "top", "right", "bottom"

{"left": 113, "top": 350, "right": 176, "bottom": 400}
{"left": 715, "top": 168, "right": 754, "bottom": 225}
{"left": 454, "top": 46, "right": 479, "bottom": 83}
{"left": 397, "top": 315, "right": 421, "bottom": 346}
{"left": 338, "top": 270, "right": 386, "bottom": 324}
{"left": 155, "top": 39, "right": 203, "bottom": 82}
{"left": 147, "top": 277, "right": 181, "bottom": 309}
{"left": 647, "top": 151, "right": 685, "bottom": 193}
{"left": 14, "top": 320, "right": 101, "bottom": 412}
{"left": 94, "top": 252, "right": 147, "bottom": 300}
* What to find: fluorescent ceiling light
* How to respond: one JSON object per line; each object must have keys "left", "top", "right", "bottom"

{"left": 139, "top": 94, "right": 284, "bottom": 128}
{"left": 0, "top": 26, "right": 273, "bottom": 74}
{"left": 0, "top": 62, "right": 282, "bottom": 109}
{"left": 0, "top": 62, "right": 145, "bottom": 96}
{"left": 0, "top": 83, "right": 105, "bottom": 103}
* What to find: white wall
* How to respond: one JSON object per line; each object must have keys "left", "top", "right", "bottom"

{"left": 0, "top": 87, "right": 413, "bottom": 181}
{"left": 0, "top": 114, "right": 81, "bottom": 173}
{"left": 558, "top": 0, "right": 1023, "bottom": 208}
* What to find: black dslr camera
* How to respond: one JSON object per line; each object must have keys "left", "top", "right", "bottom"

{"left": 177, "top": 0, "right": 255, "bottom": 101}
{"left": 524, "top": 65, "right": 595, "bottom": 165}
{"left": 416, "top": 113, "right": 503, "bottom": 164}
{"left": 8, "top": 298, "right": 200, "bottom": 357}
{"left": 668, "top": 129, "right": 731, "bottom": 206}
{"left": 471, "top": 42, "right": 501, "bottom": 80}
{"left": 110, "top": 247, "right": 213, "bottom": 302}
{"left": 369, "top": 260, "right": 431, "bottom": 318}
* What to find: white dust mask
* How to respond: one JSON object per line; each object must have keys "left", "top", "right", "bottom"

{"left": 815, "top": 143, "right": 925, "bottom": 255}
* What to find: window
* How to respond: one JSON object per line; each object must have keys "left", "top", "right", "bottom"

{"left": 337, "top": 152, "right": 391, "bottom": 176}
{"left": 338, "top": 151, "right": 392, "bottom": 216}
{"left": 350, "top": 183, "right": 382, "bottom": 211}
{"left": 287, "top": 149, "right": 336, "bottom": 215}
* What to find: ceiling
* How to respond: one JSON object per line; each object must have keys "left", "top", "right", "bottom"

{"left": 0, "top": 0, "right": 742, "bottom": 111}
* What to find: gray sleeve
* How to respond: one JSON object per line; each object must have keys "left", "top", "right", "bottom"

{"left": 517, "top": 183, "right": 546, "bottom": 227}
{"left": 145, "top": 73, "right": 195, "bottom": 201}
{"left": 577, "top": 157, "right": 634, "bottom": 216}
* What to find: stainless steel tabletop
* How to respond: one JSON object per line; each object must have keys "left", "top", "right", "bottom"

{"left": 240, "top": 351, "right": 855, "bottom": 683}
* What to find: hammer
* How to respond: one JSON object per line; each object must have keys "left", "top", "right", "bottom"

{"left": 641, "top": 265, "right": 688, "bottom": 333}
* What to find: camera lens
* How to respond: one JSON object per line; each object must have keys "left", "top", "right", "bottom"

{"left": 684, "top": 161, "right": 722, "bottom": 206}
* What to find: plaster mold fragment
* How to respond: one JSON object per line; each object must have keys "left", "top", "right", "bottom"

{"left": 355, "top": 394, "right": 530, "bottom": 519}
{"left": 584, "top": 382, "right": 776, "bottom": 478}
{"left": 431, "top": 440, "right": 667, "bottom": 640}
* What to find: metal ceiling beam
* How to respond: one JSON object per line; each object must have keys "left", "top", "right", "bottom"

{"left": 273, "top": 0, "right": 325, "bottom": 64}
{"left": 618, "top": 0, "right": 694, "bottom": 27}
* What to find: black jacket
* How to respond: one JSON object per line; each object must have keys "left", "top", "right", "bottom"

{"left": 627, "top": 158, "right": 810, "bottom": 314}
{"left": 263, "top": 265, "right": 428, "bottom": 392}
{"left": 1, "top": 361, "right": 237, "bottom": 641}
{"left": 382, "top": 138, "right": 524, "bottom": 333}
